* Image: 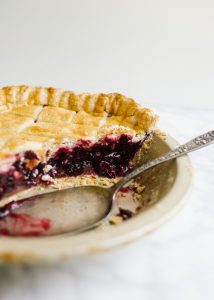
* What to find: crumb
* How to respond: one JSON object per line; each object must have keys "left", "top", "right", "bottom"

{"left": 132, "top": 182, "right": 146, "bottom": 194}
{"left": 110, "top": 208, "right": 135, "bottom": 225}
{"left": 110, "top": 216, "right": 123, "bottom": 225}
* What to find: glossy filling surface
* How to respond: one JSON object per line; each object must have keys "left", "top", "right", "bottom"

{"left": 0, "top": 134, "right": 150, "bottom": 200}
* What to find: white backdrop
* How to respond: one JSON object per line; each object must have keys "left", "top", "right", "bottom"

{"left": 0, "top": 0, "right": 213, "bottom": 108}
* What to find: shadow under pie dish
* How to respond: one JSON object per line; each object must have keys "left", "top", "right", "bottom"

{"left": 0, "top": 86, "right": 158, "bottom": 210}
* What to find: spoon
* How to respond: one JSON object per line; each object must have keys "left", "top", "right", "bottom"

{"left": 8, "top": 130, "right": 214, "bottom": 235}
{"left": 63, "top": 130, "right": 214, "bottom": 234}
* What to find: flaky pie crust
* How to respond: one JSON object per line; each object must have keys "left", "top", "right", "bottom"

{"left": 0, "top": 85, "right": 158, "bottom": 157}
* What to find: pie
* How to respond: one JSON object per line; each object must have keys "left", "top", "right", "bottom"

{"left": 0, "top": 85, "right": 158, "bottom": 209}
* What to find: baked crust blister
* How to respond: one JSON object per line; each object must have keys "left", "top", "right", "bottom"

{"left": 0, "top": 85, "right": 158, "bottom": 206}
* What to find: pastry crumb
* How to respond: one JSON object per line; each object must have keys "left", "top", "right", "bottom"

{"left": 110, "top": 216, "right": 123, "bottom": 225}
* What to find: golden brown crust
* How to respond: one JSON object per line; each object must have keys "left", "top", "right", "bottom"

{"left": 0, "top": 85, "right": 158, "bottom": 127}
{"left": 0, "top": 85, "right": 158, "bottom": 157}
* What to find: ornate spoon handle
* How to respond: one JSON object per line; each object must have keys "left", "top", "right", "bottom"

{"left": 114, "top": 130, "right": 214, "bottom": 191}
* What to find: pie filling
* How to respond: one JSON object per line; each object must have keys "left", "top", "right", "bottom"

{"left": 0, "top": 133, "right": 150, "bottom": 200}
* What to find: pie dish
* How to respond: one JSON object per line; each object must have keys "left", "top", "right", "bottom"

{"left": 0, "top": 135, "right": 193, "bottom": 263}
{"left": 0, "top": 85, "right": 158, "bottom": 209}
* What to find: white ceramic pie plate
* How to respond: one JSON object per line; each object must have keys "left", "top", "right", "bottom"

{"left": 0, "top": 135, "right": 193, "bottom": 264}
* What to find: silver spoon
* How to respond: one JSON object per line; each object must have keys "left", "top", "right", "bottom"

{"left": 8, "top": 130, "right": 214, "bottom": 235}
{"left": 64, "top": 130, "right": 214, "bottom": 234}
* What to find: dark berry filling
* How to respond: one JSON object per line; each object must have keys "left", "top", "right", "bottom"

{"left": 0, "top": 150, "right": 42, "bottom": 200}
{"left": 0, "top": 134, "right": 150, "bottom": 200}
{"left": 48, "top": 134, "right": 147, "bottom": 178}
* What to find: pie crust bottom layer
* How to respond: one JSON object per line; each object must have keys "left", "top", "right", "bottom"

{"left": 0, "top": 133, "right": 151, "bottom": 204}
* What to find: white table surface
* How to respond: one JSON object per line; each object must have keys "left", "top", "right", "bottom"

{"left": 0, "top": 105, "right": 213, "bottom": 300}
{"left": 0, "top": 0, "right": 214, "bottom": 109}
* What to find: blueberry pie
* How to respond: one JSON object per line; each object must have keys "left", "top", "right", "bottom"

{"left": 0, "top": 86, "right": 158, "bottom": 208}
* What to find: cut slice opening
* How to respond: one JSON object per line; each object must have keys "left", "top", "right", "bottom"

{"left": 0, "top": 133, "right": 151, "bottom": 201}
